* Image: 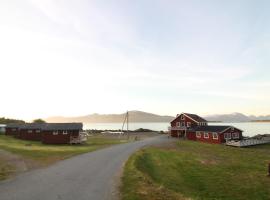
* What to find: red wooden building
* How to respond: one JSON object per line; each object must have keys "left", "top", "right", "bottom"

{"left": 5, "top": 123, "right": 86, "bottom": 144}
{"left": 169, "top": 113, "right": 243, "bottom": 144}
{"left": 41, "top": 123, "right": 85, "bottom": 144}
{"left": 5, "top": 123, "right": 23, "bottom": 137}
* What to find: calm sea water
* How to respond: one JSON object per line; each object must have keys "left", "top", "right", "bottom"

{"left": 84, "top": 122, "right": 270, "bottom": 137}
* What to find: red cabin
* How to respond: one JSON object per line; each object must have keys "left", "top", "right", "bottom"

{"left": 5, "top": 123, "right": 86, "bottom": 144}
{"left": 169, "top": 113, "right": 243, "bottom": 144}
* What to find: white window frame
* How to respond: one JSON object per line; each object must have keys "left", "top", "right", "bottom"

{"left": 181, "top": 122, "right": 185, "bottom": 127}
{"left": 204, "top": 132, "right": 209, "bottom": 139}
{"left": 176, "top": 122, "right": 180, "bottom": 127}
{"left": 224, "top": 133, "right": 231, "bottom": 139}
{"left": 232, "top": 132, "right": 239, "bottom": 139}
{"left": 28, "top": 130, "right": 32, "bottom": 133}
{"left": 63, "top": 130, "right": 68, "bottom": 135}
{"left": 181, "top": 115, "right": 185, "bottom": 120}
{"left": 36, "top": 130, "right": 41, "bottom": 133}
{"left": 187, "top": 122, "right": 191, "bottom": 127}
{"left": 212, "top": 132, "right": 218, "bottom": 140}
{"left": 53, "top": 131, "right": 58, "bottom": 135}
{"left": 196, "top": 131, "right": 201, "bottom": 138}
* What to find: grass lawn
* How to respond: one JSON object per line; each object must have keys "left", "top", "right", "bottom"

{"left": 0, "top": 158, "right": 15, "bottom": 181}
{"left": 121, "top": 140, "right": 270, "bottom": 200}
{"left": 0, "top": 135, "right": 128, "bottom": 179}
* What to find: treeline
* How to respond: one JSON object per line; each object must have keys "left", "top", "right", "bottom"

{"left": 0, "top": 117, "right": 25, "bottom": 124}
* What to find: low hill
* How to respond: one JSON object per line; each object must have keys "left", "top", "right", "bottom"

{"left": 204, "top": 112, "right": 270, "bottom": 122}
{"left": 46, "top": 111, "right": 175, "bottom": 123}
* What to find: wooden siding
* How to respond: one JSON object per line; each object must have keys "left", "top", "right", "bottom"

{"left": 18, "top": 129, "right": 42, "bottom": 141}
{"left": 5, "top": 128, "right": 19, "bottom": 137}
{"left": 195, "top": 131, "right": 222, "bottom": 144}
{"left": 171, "top": 114, "right": 199, "bottom": 128}
{"left": 220, "top": 127, "right": 243, "bottom": 143}
{"left": 42, "top": 130, "right": 79, "bottom": 144}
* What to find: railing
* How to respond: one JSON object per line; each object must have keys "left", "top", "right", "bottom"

{"left": 70, "top": 132, "right": 88, "bottom": 144}
{"left": 168, "top": 126, "right": 187, "bottom": 131}
{"left": 226, "top": 138, "right": 270, "bottom": 147}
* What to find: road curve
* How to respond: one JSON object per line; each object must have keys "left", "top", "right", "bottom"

{"left": 0, "top": 135, "right": 169, "bottom": 200}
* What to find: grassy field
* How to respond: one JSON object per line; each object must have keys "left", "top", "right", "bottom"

{"left": 0, "top": 134, "right": 129, "bottom": 180}
{"left": 121, "top": 140, "right": 270, "bottom": 200}
{"left": 0, "top": 158, "right": 15, "bottom": 180}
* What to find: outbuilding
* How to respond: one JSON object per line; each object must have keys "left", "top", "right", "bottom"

{"left": 5, "top": 123, "right": 86, "bottom": 144}
{"left": 41, "top": 123, "right": 84, "bottom": 144}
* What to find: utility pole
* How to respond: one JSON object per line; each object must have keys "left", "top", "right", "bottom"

{"left": 121, "top": 111, "right": 129, "bottom": 140}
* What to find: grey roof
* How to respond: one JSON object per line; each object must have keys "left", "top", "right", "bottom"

{"left": 6, "top": 123, "right": 83, "bottom": 131}
{"left": 5, "top": 123, "right": 25, "bottom": 128}
{"left": 20, "top": 123, "right": 46, "bottom": 130}
{"left": 42, "top": 123, "right": 83, "bottom": 131}
{"left": 184, "top": 113, "right": 208, "bottom": 122}
{"left": 192, "top": 125, "right": 238, "bottom": 133}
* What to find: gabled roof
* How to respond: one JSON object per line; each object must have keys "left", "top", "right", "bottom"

{"left": 183, "top": 113, "right": 208, "bottom": 123}
{"left": 193, "top": 125, "right": 243, "bottom": 133}
{"left": 171, "top": 113, "right": 207, "bottom": 123}
{"left": 5, "top": 123, "right": 25, "bottom": 128}
{"left": 42, "top": 123, "right": 83, "bottom": 131}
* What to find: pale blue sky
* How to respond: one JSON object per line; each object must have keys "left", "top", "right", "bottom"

{"left": 0, "top": 0, "right": 270, "bottom": 119}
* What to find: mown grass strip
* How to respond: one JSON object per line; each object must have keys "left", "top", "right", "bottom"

{"left": 121, "top": 140, "right": 270, "bottom": 200}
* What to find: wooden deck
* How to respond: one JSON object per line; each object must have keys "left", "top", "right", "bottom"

{"left": 226, "top": 138, "right": 270, "bottom": 147}
{"left": 70, "top": 132, "right": 88, "bottom": 144}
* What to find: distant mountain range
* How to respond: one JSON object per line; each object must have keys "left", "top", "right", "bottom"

{"left": 45, "top": 111, "right": 270, "bottom": 123}
{"left": 46, "top": 111, "right": 174, "bottom": 123}
{"left": 205, "top": 112, "right": 270, "bottom": 122}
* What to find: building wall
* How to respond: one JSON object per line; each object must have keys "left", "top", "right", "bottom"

{"left": 18, "top": 129, "right": 42, "bottom": 141}
{"left": 42, "top": 130, "right": 79, "bottom": 144}
{"left": 171, "top": 130, "right": 178, "bottom": 137}
{"left": 171, "top": 114, "right": 198, "bottom": 128}
{"left": 195, "top": 131, "right": 222, "bottom": 144}
{"left": 186, "top": 131, "right": 197, "bottom": 141}
{"left": 219, "top": 128, "right": 243, "bottom": 143}
{"left": 5, "top": 128, "right": 19, "bottom": 136}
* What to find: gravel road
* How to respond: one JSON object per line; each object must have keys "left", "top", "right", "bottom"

{"left": 0, "top": 135, "right": 170, "bottom": 200}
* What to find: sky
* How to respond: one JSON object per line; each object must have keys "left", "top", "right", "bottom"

{"left": 0, "top": 0, "right": 270, "bottom": 120}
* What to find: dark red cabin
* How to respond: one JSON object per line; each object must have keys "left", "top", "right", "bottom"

{"left": 5, "top": 123, "right": 84, "bottom": 144}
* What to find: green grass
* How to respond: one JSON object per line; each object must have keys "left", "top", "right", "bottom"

{"left": 0, "top": 135, "right": 128, "bottom": 162}
{"left": 121, "top": 140, "right": 270, "bottom": 200}
{"left": 0, "top": 160, "right": 15, "bottom": 181}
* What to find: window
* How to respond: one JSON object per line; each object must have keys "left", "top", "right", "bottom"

{"left": 187, "top": 122, "right": 191, "bottom": 127}
{"left": 53, "top": 131, "right": 58, "bottom": 135}
{"left": 63, "top": 130, "right": 68, "bottom": 135}
{"left": 28, "top": 130, "right": 32, "bottom": 133}
{"left": 196, "top": 132, "right": 201, "bottom": 138}
{"left": 181, "top": 122, "right": 185, "bottom": 127}
{"left": 232, "top": 132, "right": 239, "bottom": 139}
{"left": 204, "top": 132, "right": 209, "bottom": 138}
{"left": 12, "top": 128, "right": 16, "bottom": 131}
{"left": 176, "top": 122, "right": 180, "bottom": 127}
{"left": 212, "top": 132, "right": 218, "bottom": 140}
{"left": 181, "top": 115, "right": 185, "bottom": 120}
{"left": 36, "top": 130, "right": 41, "bottom": 133}
{"left": 224, "top": 133, "right": 231, "bottom": 139}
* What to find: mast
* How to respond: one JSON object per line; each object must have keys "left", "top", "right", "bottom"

{"left": 127, "top": 111, "right": 129, "bottom": 132}
{"left": 121, "top": 111, "right": 129, "bottom": 133}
